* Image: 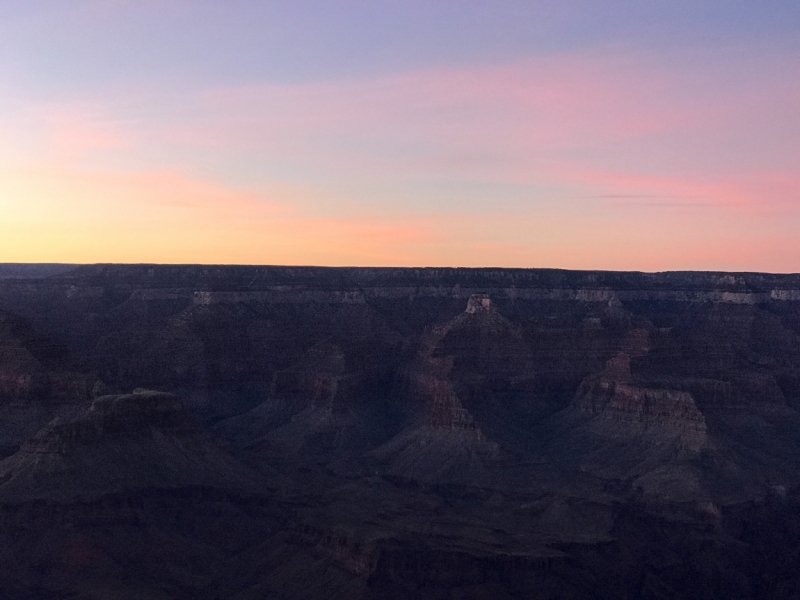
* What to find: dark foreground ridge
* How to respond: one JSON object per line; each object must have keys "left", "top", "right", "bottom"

{"left": 3, "top": 264, "right": 800, "bottom": 598}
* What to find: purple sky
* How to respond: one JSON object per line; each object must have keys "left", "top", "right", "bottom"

{"left": 1, "top": 1, "right": 799, "bottom": 270}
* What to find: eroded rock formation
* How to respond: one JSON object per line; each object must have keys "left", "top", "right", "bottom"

{"left": 0, "top": 389, "right": 257, "bottom": 502}
{"left": 0, "top": 265, "right": 800, "bottom": 597}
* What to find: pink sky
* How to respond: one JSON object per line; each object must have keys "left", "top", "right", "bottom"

{"left": 1, "top": 2, "right": 799, "bottom": 271}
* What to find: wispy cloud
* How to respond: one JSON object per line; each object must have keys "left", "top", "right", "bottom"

{"left": 1, "top": 40, "right": 798, "bottom": 269}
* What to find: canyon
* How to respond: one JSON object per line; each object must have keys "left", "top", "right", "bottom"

{"left": 2, "top": 264, "right": 800, "bottom": 598}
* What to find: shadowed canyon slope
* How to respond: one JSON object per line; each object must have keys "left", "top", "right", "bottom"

{"left": 3, "top": 265, "right": 800, "bottom": 598}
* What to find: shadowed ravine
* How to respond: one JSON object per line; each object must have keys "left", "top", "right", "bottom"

{"left": 2, "top": 264, "right": 800, "bottom": 598}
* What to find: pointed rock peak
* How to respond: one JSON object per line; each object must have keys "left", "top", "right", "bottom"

{"left": 465, "top": 293, "right": 492, "bottom": 314}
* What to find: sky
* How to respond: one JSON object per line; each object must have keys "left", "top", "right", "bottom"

{"left": 1, "top": 1, "right": 799, "bottom": 271}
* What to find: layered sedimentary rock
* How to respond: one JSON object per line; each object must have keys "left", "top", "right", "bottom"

{"left": 369, "top": 294, "right": 535, "bottom": 483}
{"left": 0, "top": 390, "right": 256, "bottom": 501}
{"left": 573, "top": 351, "right": 707, "bottom": 435}
{"left": 270, "top": 341, "right": 363, "bottom": 410}
{"left": 574, "top": 379, "right": 706, "bottom": 433}
{"left": 2, "top": 265, "right": 800, "bottom": 597}
{"left": 0, "top": 311, "right": 97, "bottom": 458}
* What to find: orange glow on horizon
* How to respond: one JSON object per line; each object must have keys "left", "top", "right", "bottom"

{"left": 0, "top": 165, "right": 437, "bottom": 266}
{"left": 2, "top": 49, "right": 798, "bottom": 273}
{"left": 2, "top": 164, "right": 799, "bottom": 273}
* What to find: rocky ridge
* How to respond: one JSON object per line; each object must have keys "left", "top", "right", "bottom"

{"left": 1, "top": 265, "right": 800, "bottom": 597}
{"left": 0, "top": 389, "right": 257, "bottom": 502}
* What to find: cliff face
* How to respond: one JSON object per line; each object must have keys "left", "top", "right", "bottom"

{"left": 2, "top": 265, "right": 800, "bottom": 597}
{"left": 572, "top": 347, "right": 707, "bottom": 436}
{"left": 411, "top": 294, "right": 534, "bottom": 428}
{"left": 575, "top": 381, "right": 706, "bottom": 432}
